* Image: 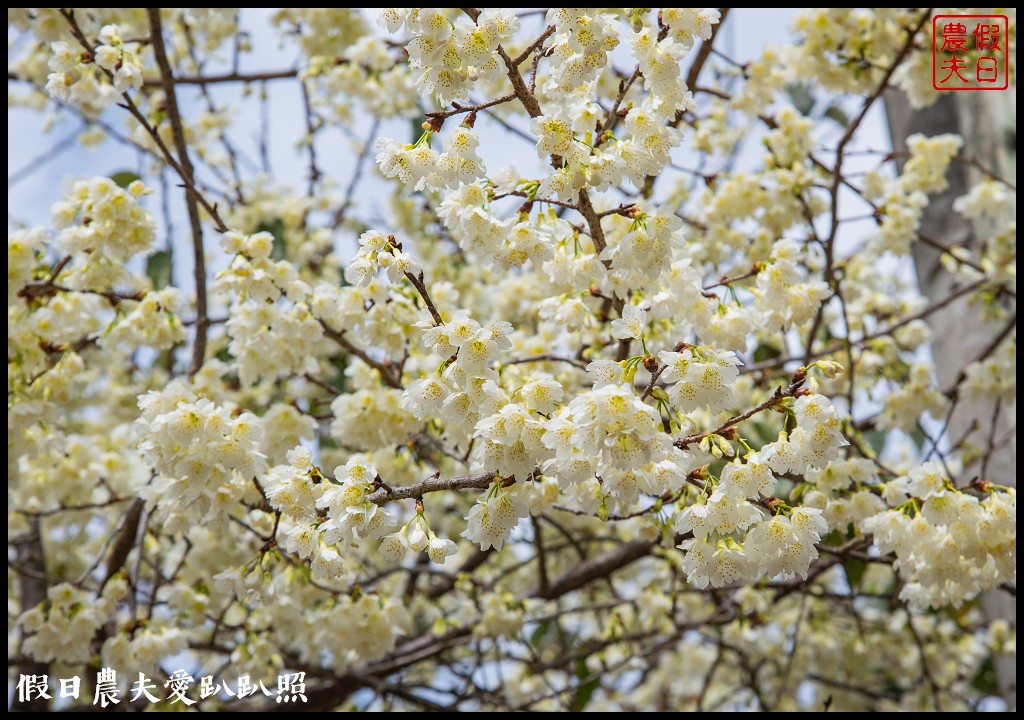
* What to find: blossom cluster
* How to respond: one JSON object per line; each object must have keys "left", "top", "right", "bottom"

{"left": 136, "top": 380, "right": 267, "bottom": 532}
{"left": 6, "top": 6, "right": 1017, "bottom": 713}
{"left": 863, "top": 463, "right": 1016, "bottom": 609}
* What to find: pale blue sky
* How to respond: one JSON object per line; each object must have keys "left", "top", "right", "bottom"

{"left": 7, "top": 8, "right": 893, "bottom": 313}
{"left": 10, "top": 9, "right": 886, "bottom": 230}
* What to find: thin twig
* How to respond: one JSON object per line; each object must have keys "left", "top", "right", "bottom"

{"left": 319, "top": 319, "right": 403, "bottom": 389}
{"left": 8, "top": 125, "right": 82, "bottom": 186}
{"left": 675, "top": 375, "right": 806, "bottom": 449}
{"left": 404, "top": 270, "right": 445, "bottom": 326}
{"left": 504, "top": 354, "right": 589, "bottom": 371}
{"left": 144, "top": 68, "right": 299, "bottom": 87}
{"left": 366, "top": 471, "right": 497, "bottom": 505}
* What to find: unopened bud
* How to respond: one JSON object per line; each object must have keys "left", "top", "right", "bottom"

{"left": 816, "top": 360, "right": 845, "bottom": 378}
{"left": 764, "top": 497, "right": 785, "bottom": 513}
{"left": 622, "top": 362, "right": 639, "bottom": 386}
{"left": 969, "top": 477, "right": 993, "bottom": 493}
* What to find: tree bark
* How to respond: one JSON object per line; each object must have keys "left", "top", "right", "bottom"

{"left": 885, "top": 87, "right": 1017, "bottom": 711}
{"left": 11, "top": 519, "right": 50, "bottom": 712}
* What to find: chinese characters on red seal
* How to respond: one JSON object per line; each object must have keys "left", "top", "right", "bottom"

{"left": 933, "top": 14, "right": 1009, "bottom": 90}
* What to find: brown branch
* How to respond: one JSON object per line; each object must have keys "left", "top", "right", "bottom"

{"left": 426, "top": 548, "right": 493, "bottom": 600}
{"left": 531, "top": 516, "right": 550, "bottom": 597}
{"left": 144, "top": 68, "right": 299, "bottom": 87}
{"left": 808, "top": 673, "right": 897, "bottom": 704}
{"left": 597, "top": 203, "right": 639, "bottom": 218}
{"left": 800, "top": 12, "right": 931, "bottom": 368}
{"left": 146, "top": 8, "right": 209, "bottom": 377}
{"left": 7, "top": 125, "right": 82, "bottom": 186}
{"left": 498, "top": 45, "right": 543, "bottom": 118}
{"left": 493, "top": 189, "right": 580, "bottom": 211}
{"left": 675, "top": 374, "right": 806, "bottom": 449}
{"left": 17, "top": 256, "right": 146, "bottom": 307}
{"left": 101, "top": 498, "right": 145, "bottom": 590}
{"left": 237, "top": 508, "right": 695, "bottom": 711}
{"left": 640, "top": 362, "right": 668, "bottom": 401}
{"left": 404, "top": 271, "right": 445, "bottom": 326}
{"left": 332, "top": 119, "right": 380, "bottom": 229}
{"left": 303, "top": 373, "right": 342, "bottom": 396}
{"left": 576, "top": 188, "right": 608, "bottom": 255}
{"left": 512, "top": 25, "right": 556, "bottom": 66}
{"left": 318, "top": 319, "right": 403, "bottom": 389}
{"left": 831, "top": 10, "right": 932, "bottom": 167}
{"left": 905, "top": 607, "right": 944, "bottom": 711}
{"left": 703, "top": 264, "right": 763, "bottom": 292}
{"left": 365, "top": 471, "right": 496, "bottom": 505}
{"left": 298, "top": 78, "right": 322, "bottom": 196}
{"left": 57, "top": 12, "right": 231, "bottom": 235}
{"left": 554, "top": 483, "right": 690, "bottom": 522}
{"left": 596, "top": 64, "right": 642, "bottom": 141}
{"left": 12, "top": 519, "right": 49, "bottom": 712}
{"left": 55, "top": 284, "right": 143, "bottom": 306}
{"left": 947, "top": 314, "right": 1016, "bottom": 399}
{"left": 745, "top": 278, "right": 988, "bottom": 375}
{"left": 685, "top": 9, "right": 730, "bottom": 89}
{"left": 504, "top": 354, "right": 589, "bottom": 370}
{"left": 534, "top": 538, "right": 655, "bottom": 600}
{"left": 178, "top": 16, "right": 247, "bottom": 204}
{"left": 916, "top": 231, "right": 990, "bottom": 278}
{"left": 772, "top": 592, "right": 809, "bottom": 710}
{"left": 15, "top": 498, "right": 132, "bottom": 518}
{"left": 425, "top": 93, "right": 516, "bottom": 120}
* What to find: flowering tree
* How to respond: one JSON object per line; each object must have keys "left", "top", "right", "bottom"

{"left": 7, "top": 7, "right": 1017, "bottom": 712}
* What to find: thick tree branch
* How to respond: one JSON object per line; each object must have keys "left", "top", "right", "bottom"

{"left": 147, "top": 8, "right": 209, "bottom": 377}
{"left": 12, "top": 519, "right": 49, "bottom": 712}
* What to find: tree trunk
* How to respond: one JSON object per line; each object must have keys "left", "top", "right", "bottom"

{"left": 12, "top": 519, "right": 50, "bottom": 712}
{"left": 885, "top": 88, "right": 1016, "bottom": 711}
